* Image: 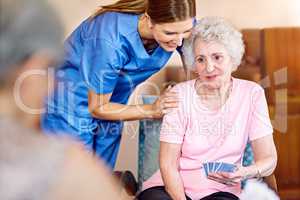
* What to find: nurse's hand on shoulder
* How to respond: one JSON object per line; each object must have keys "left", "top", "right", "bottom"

{"left": 151, "top": 85, "right": 179, "bottom": 119}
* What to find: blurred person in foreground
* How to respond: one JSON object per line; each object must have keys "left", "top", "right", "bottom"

{"left": 0, "top": 0, "right": 127, "bottom": 199}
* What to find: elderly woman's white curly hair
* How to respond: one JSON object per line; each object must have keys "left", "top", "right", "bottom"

{"left": 183, "top": 17, "right": 245, "bottom": 70}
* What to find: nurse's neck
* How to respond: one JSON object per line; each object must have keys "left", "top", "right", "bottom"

{"left": 138, "top": 14, "right": 154, "bottom": 41}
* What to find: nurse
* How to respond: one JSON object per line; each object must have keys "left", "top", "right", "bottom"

{"left": 41, "top": 0, "right": 196, "bottom": 168}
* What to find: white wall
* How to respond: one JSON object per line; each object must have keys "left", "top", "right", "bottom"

{"left": 49, "top": 0, "right": 112, "bottom": 35}
{"left": 196, "top": 0, "right": 300, "bottom": 29}
{"left": 51, "top": 0, "right": 300, "bottom": 34}
{"left": 50, "top": 0, "right": 300, "bottom": 177}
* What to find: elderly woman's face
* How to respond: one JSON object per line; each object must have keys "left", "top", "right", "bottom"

{"left": 193, "top": 39, "right": 234, "bottom": 89}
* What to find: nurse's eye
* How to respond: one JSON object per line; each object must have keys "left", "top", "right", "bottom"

{"left": 164, "top": 31, "right": 176, "bottom": 35}
{"left": 184, "top": 30, "right": 192, "bottom": 35}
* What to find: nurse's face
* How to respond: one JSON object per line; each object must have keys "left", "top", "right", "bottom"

{"left": 150, "top": 18, "right": 194, "bottom": 52}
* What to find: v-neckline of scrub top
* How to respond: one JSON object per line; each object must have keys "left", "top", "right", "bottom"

{"left": 134, "top": 14, "right": 163, "bottom": 58}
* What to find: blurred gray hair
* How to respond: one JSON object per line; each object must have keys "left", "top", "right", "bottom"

{"left": 0, "top": 0, "right": 63, "bottom": 79}
{"left": 183, "top": 17, "right": 245, "bottom": 70}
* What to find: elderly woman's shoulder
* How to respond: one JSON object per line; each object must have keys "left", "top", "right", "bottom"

{"left": 172, "top": 79, "right": 196, "bottom": 93}
{"left": 234, "top": 78, "right": 266, "bottom": 93}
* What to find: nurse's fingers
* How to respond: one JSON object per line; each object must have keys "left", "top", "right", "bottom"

{"left": 162, "top": 102, "right": 178, "bottom": 109}
{"left": 160, "top": 95, "right": 179, "bottom": 105}
{"left": 162, "top": 97, "right": 180, "bottom": 103}
{"left": 162, "top": 108, "right": 178, "bottom": 114}
{"left": 163, "top": 91, "right": 180, "bottom": 101}
{"left": 160, "top": 91, "right": 179, "bottom": 103}
{"left": 164, "top": 91, "right": 178, "bottom": 97}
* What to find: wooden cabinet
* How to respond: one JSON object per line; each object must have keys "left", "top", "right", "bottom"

{"left": 270, "top": 113, "right": 300, "bottom": 200}
{"left": 262, "top": 28, "right": 300, "bottom": 200}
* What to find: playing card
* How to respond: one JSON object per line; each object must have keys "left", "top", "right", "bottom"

{"left": 212, "top": 162, "right": 216, "bottom": 173}
{"left": 217, "top": 162, "right": 237, "bottom": 173}
{"left": 203, "top": 162, "right": 236, "bottom": 176}
{"left": 208, "top": 162, "right": 214, "bottom": 173}
{"left": 214, "top": 162, "right": 222, "bottom": 172}
{"left": 203, "top": 163, "right": 209, "bottom": 176}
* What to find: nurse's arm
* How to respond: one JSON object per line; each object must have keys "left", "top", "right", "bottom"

{"left": 88, "top": 90, "right": 159, "bottom": 121}
{"left": 160, "top": 141, "right": 186, "bottom": 200}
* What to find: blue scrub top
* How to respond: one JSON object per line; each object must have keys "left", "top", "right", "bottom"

{"left": 44, "top": 12, "right": 174, "bottom": 133}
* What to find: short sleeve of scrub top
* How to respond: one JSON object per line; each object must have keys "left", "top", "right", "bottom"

{"left": 80, "top": 38, "right": 125, "bottom": 94}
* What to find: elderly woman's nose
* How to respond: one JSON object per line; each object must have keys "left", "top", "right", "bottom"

{"left": 205, "top": 60, "right": 215, "bottom": 73}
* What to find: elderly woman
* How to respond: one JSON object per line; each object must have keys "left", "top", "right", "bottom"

{"left": 137, "top": 17, "right": 277, "bottom": 200}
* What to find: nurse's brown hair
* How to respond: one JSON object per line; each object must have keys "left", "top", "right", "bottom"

{"left": 91, "top": 0, "right": 196, "bottom": 23}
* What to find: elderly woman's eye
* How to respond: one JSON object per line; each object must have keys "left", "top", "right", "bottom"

{"left": 213, "top": 55, "right": 223, "bottom": 61}
{"left": 196, "top": 57, "right": 205, "bottom": 63}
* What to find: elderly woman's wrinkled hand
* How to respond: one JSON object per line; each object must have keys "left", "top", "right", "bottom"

{"left": 207, "top": 166, "right": 249, "bottom": 186}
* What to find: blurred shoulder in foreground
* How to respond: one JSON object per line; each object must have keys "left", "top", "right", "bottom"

{"left": 0, "top": 0, "right": 128, "bottom": 199}
{"left": 0, "top": 119, "right": 128, "bottom": 200}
